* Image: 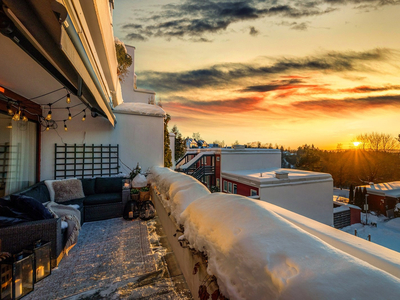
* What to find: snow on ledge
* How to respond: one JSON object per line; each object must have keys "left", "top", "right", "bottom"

{"left": 149, "top": 166, "right": 400, "bottom": 300}
{"left": 113, "top": 102, "right": 165, "bottom": 117}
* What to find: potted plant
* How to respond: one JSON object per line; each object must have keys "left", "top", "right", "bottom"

{"left": 139, "top": 185, "right": 150, "bottom": 201}
{"left": 131, "top": 188, "right": 139, "bottom": 201}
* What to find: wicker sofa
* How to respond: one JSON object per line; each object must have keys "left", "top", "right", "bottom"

{"left": 0, "top": 176, "right": 126, "bottom": 268}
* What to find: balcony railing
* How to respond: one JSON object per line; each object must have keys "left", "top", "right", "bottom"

{"left": 149, "top": 166, "right": 400, "bottom": 300}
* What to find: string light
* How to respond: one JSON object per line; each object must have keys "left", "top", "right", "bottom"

{"left": 46, "top": 104, "right": 52, "bottom": 120}
{"left": 21, "top": 109, "right": 28, "bottom": 122}
{"left": 7, "top": 101, "right": 13, "bottom": 115}
{"left": 1, "top": 96, "right": 88, "bottom": 132}
{"left": 66, "top": 93, "right": 71, "bottom": 104}
{"left": 12, "top": 107, "right": 20, "bottom": 121}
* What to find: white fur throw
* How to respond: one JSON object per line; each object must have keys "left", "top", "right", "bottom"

{"left": 44, "top": 179, "right": 85, "bottom": 203}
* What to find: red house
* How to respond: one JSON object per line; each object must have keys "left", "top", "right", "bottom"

{"left": 359, "top": 182, "right": 400, "bottom": 217}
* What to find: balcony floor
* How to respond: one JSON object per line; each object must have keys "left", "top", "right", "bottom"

{"left": 24, "top": 217, "right": 192, "bottom": 300}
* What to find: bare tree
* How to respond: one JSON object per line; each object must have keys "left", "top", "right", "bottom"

{"left": 356, "top": 132, "right": 399, "bottom": 152}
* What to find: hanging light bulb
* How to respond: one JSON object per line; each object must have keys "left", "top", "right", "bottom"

{"left": 46, "top": 104, "right": 52, "bottom": 120}
{"left": 64, "top": 120, "right": 68, "bottom": 131}
{"left": 21, "top": 110, "right": 28, "bottom": 122}
{"left": 67, "top": 107, "right": 72, "bottom": 120}
{"left": 7, "top": 102, "right": 13, "bottom": 115}
{"left": 46, "top": 124, "right": 50, "bottom": 131}
{"left": 82, "top": 109, "right": 86, "bottom": 121}
{"left": 66, "top": 93, "right": 71, "bottom": 104}
{"left": 12, "top": 108, "right": 20, "bottom": 121}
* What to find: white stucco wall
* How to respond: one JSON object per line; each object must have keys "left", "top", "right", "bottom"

{"left": 120, "top": 45, "right": 155, "bottom": 104}
{"left": 40, "top": 109, "right": 164, "bottom": 180}
{"left": 220, "top": 149, "right": 281, "bottom": 172}
{"left": 169, "top": 132, "right": 175, "bottom": 169}
{"left": 259, "top": 179, "right": 333, "bottom": 225}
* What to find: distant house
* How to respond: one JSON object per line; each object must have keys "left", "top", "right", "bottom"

{"left": 176, "top": 148, "right": 333, "bottom": 225}
{"left": 359, "top": 182, "right": 400, "bottom": 217}
{"left": 333, "top": 201, "right": 361, "bottom": 228}
{"left": 185, "top": 138, "right": 209, "bottom": 149}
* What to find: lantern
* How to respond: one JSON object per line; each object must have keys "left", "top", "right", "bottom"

{"left": 0, "top": 252, "right": 34, "bottom": 300}
{"left": 24, "top": 241, "right": 51, "bottom": 283}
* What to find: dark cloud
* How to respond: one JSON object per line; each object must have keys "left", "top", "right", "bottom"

{"left": 277, "top": 21, "right": 310, "bottom": 30}
{"left": 241, "top": 79, "right": 319, "bottom": 92}
{"left": 120, "top": 0, "right": 340, "bottom": 41}
{"left": 139, "top": 48, "right": 394, "bottom": 93}
{"left": 125, "top": 33, "right": 148, "bottom": 41}
{"left": 291, "top": 22, "right": 309, "bottom": 30}
{"left": 120, "top": 0, "right": 400, "bottom": 42}
{"left": 249, "top": 26, "right": 259, "bottom": 36}
{"left": 341, "top": 84, "right": 400, "bottom": 93}
{"left": 164, "top": 96, "right": 268, "bottom": 114}
{"left": 290, "top": 94, "right": 400, "bottom": 113}
{"left": 122, "top": 24, "right": 143, "bottom": 30}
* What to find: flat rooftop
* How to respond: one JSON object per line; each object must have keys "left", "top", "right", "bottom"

{"left": 222, "top": 168, "right": 332, "bottom": 187}
{"left": 186, "top": 148, "right": 281, "bottom": 154}
{"left": 360, "top": 181, "right": 400, "bottom": 198}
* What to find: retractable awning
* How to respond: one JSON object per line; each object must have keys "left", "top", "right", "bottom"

{"left": 1, "top": 0, "right": 116, "bottom": 125}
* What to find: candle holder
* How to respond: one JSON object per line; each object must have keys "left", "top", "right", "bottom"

{"left": 122, "top": 179, "right": 131, "bottom": 190}
{"left": 0, "top": 252, "right": 34, "bottom": 300}
{"left": 23, "top": 241, "right": 51, "bottom": 283}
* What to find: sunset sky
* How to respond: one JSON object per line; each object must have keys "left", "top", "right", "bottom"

{"left": 113, "top": 0, "right": 400, "bottom": 149}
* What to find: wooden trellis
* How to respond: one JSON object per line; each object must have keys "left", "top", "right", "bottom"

{"left": 54, "top": 144, "right": 120, "bottom": 179}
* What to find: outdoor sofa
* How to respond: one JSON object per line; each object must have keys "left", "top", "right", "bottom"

{"left": 0, "top": 176, "right": 126, "bottom": 268}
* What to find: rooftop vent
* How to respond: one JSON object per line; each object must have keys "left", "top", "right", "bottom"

{"left": 232, "top": 145, "right": 245, "bottom": 150}
{"left": 275, "top": 171, "right": 289, "bottom": 179}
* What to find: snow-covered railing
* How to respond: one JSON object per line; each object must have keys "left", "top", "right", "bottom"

{"left": 148, "top": 167, "right": 400, "bottom": 300}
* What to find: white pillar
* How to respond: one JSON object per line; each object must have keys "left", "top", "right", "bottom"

{"left": 169, "top": 132, "right": 176, "bottom": 169}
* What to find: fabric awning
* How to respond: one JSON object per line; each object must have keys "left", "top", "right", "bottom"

{"left": 2, "top": 0, "right": 116, "bottom": 125}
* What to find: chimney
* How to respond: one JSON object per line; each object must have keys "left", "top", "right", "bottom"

{"left": 275, "top": 171, "right": 289, "bottom": 179}
{"left": 125, "top": 45, "right": 137, "bottom": 89}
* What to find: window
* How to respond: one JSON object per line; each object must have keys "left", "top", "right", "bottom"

{"left": 233, "top": 184, "right": 237, "bottom": 194}
{"left": 250, "top": 189, "right": 258, "bottom": 196}
{"left": 0, "top": 112, "right": 37, "bottom": 196}
{"left": 228, "top": 182, "right": 232, "bottom": 193}
{"left": 216, "top": 178, "right": 220, "bottom": 187}
{"left": 223, "top": 180, "right": 227, "bottom": 192}
{"left": 216, "top": 156, "right": 220, "bottom": 162}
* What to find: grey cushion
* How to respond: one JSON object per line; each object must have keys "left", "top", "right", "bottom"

{"left": 83, "top": 193, "right": 121, "bottom": 206}
{"left": 95, "top": 177, "right": 123, "bottom": 194}
{"left": 81, "top": 178, "right": 95, "bottom": 195}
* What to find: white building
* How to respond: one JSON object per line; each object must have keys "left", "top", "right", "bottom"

{"left": 176, "top": 148, "right": 333, "bottom": 225}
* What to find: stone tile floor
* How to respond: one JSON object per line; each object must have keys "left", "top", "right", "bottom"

{"left": 24, "top": 217, "right": 192, "bottom": 300}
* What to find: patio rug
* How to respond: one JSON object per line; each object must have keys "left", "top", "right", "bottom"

{"left": 24, "top": 218, "right": 187, "bottom": 300}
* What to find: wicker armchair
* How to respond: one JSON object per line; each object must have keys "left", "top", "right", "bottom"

{"left": 0, "top": 218, "right": 63, "bottom": 268}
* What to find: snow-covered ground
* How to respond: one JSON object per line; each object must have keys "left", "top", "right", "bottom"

{"left": 341, "top": 213, "right": 400, "bottom": 253}
{"left": 333, "top": 187, "right": 349, "bottom": 198}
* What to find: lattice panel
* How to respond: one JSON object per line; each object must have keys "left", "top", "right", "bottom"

{"left": 54, "top": 144, "right": 119, "bottom": 179}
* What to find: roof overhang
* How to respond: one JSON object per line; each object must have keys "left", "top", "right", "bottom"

{"left": 0, "top": 0, "right": 116, "bottom": 125}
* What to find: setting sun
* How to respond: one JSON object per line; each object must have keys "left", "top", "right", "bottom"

{"left": 353, "top": 142, "right": 361, "bottom": 147}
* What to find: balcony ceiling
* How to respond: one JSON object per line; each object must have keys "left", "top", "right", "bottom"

{"left": 0, "top": 32, "right": 82, "bottom": 110}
